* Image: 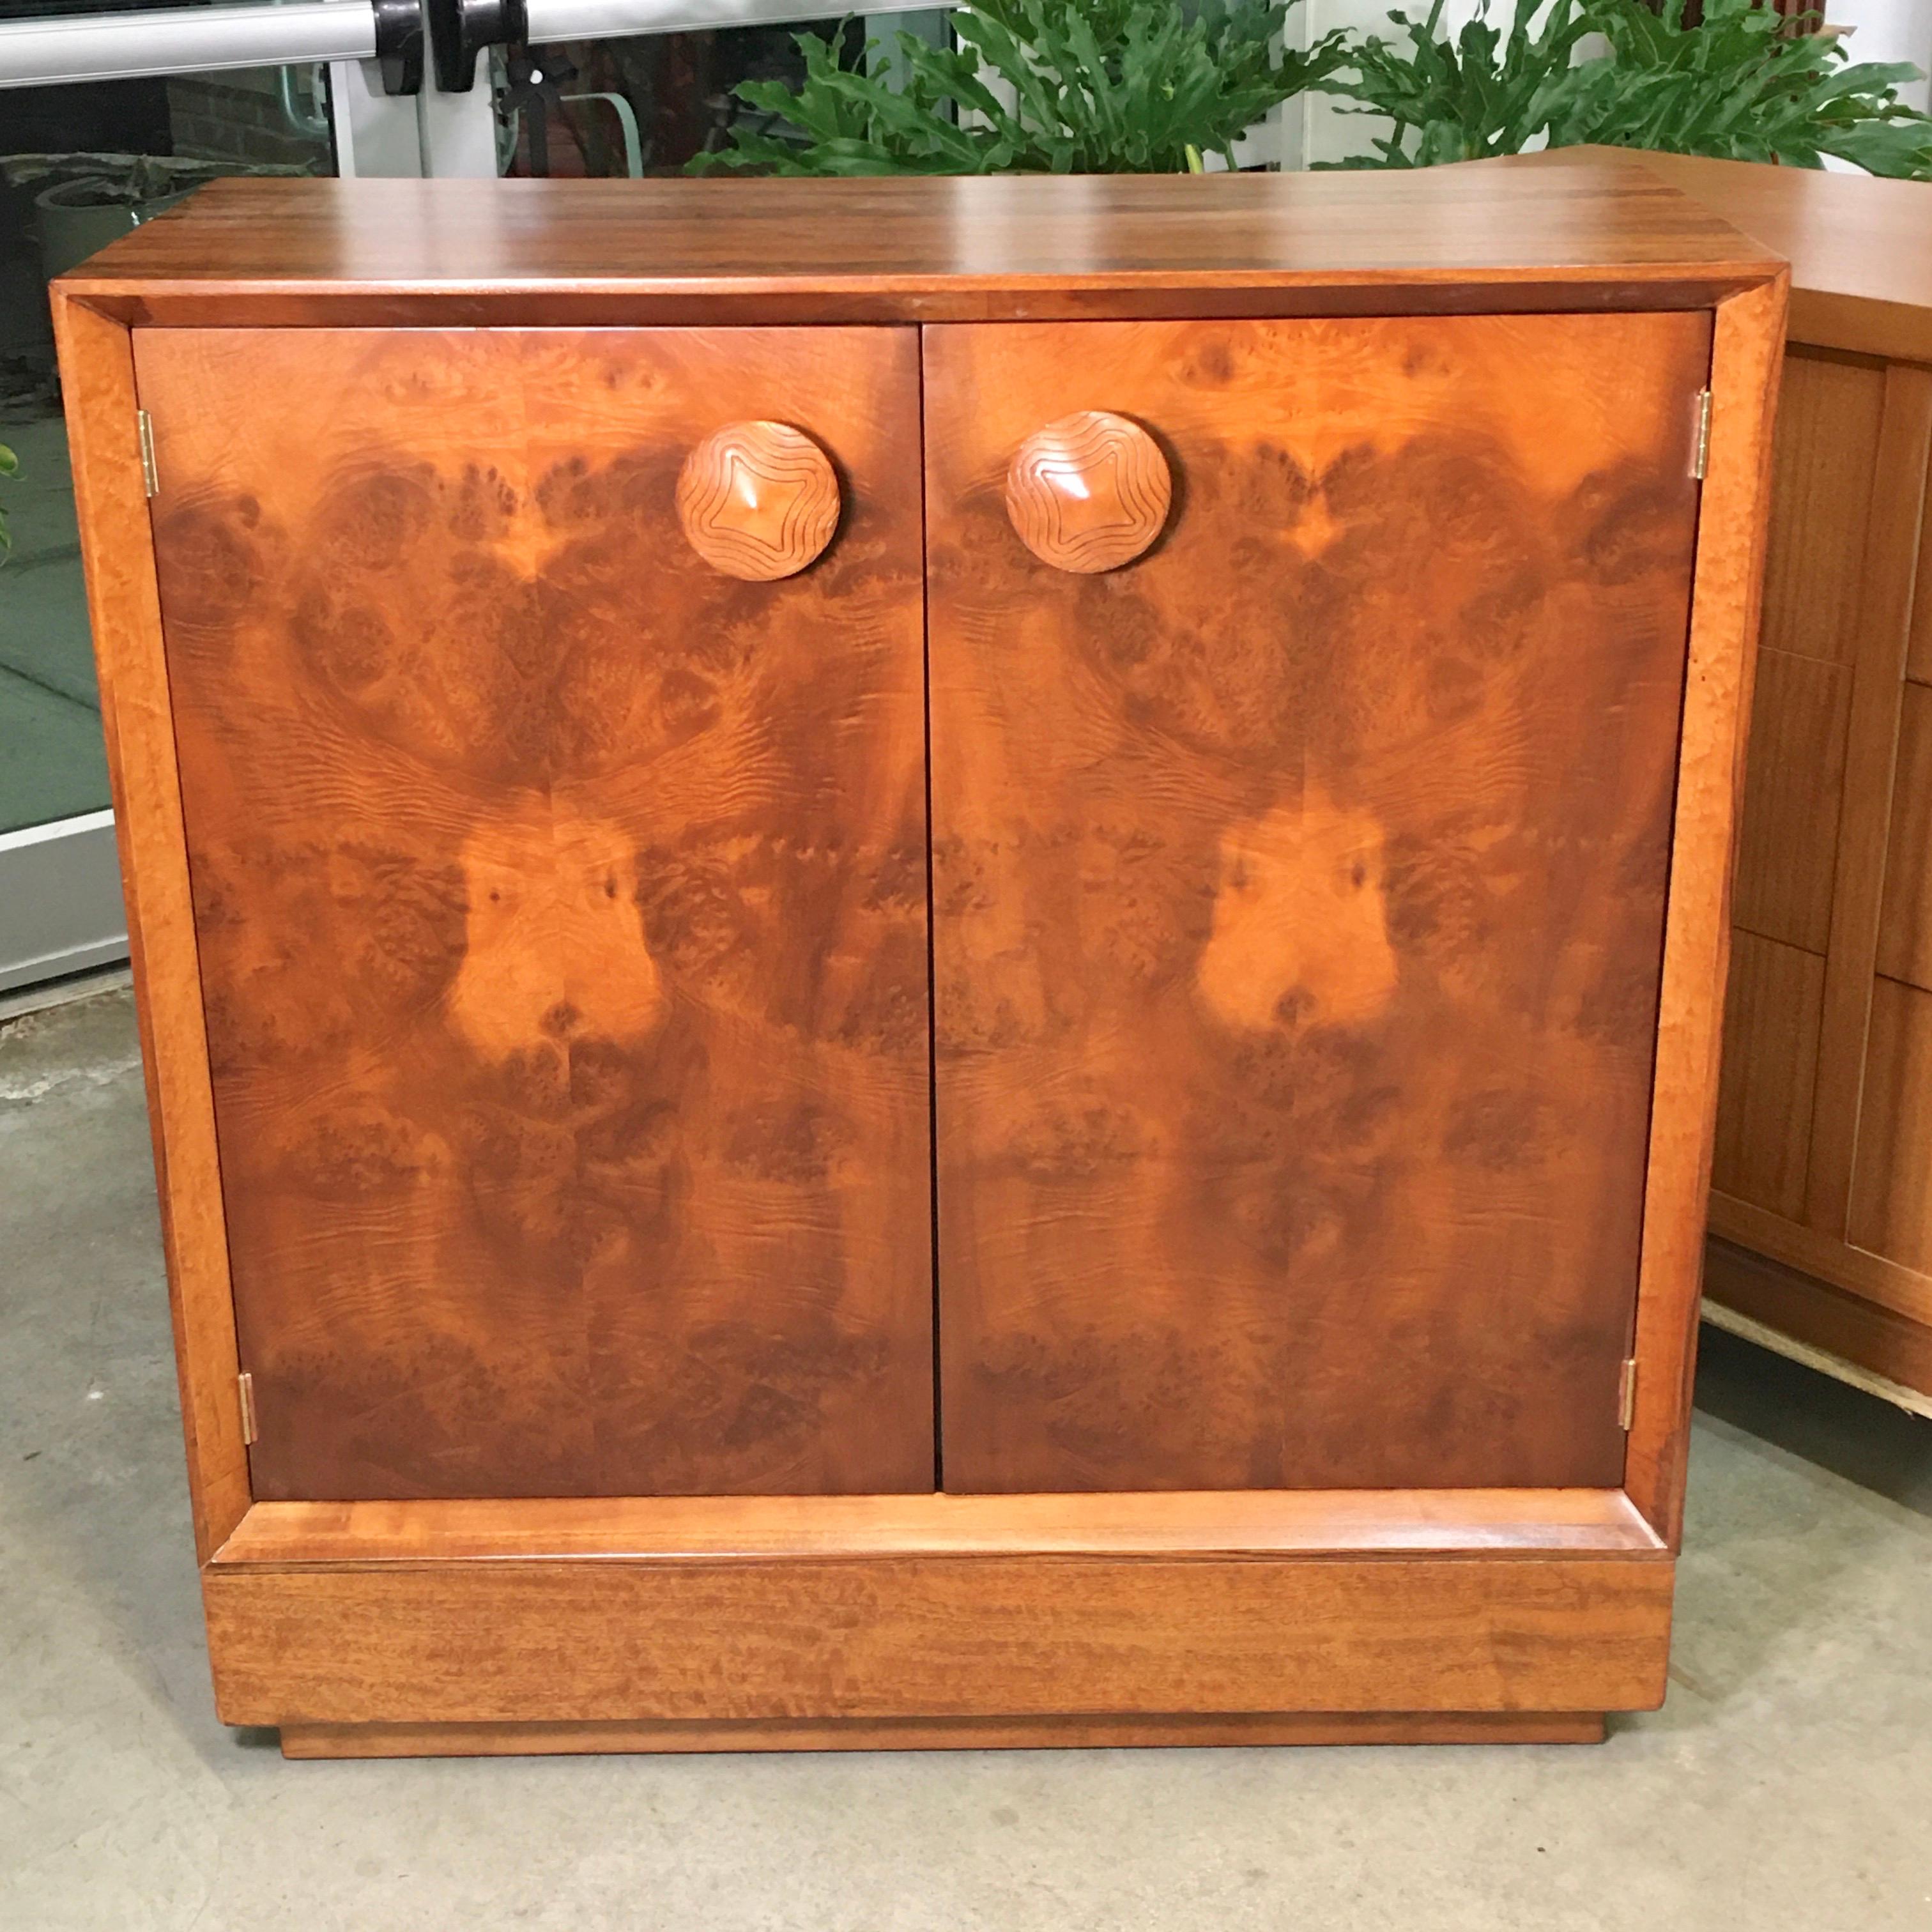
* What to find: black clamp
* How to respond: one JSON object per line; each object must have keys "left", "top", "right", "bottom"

{"left": 429, "top": 0, "right": 529, "bottom": 92}
{"left": 372, "top": 0, "right": 425, "bottom": 96}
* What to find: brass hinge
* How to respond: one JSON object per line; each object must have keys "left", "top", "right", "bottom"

{"left": 136, "top": 410, "right": 158, "bottom": 498}
{"left": 1618, "top": 1357, "right": 1638, "bottom": 1431}
{"left": 237, "top": 1370, "right": 259, "bottom": 1445}
{"left": 1690, "top": 389, "right": 1713, "bottom": 481}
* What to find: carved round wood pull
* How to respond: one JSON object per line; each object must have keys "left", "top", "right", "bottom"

{"left": 675, "top": 420, "right": 842, "bottom": 581}
{"left": 1006, "top": 411, "right": 1172, "bottom": 574}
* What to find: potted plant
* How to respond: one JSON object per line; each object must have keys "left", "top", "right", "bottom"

{"left": 693, "top": 0, "right": 1932, "bottom": 180}
{"left": 34, "top": 154, "right": 202, "bottom": 281}
{"left": 1327, "top": 0, "right": 1932, "bottom": 175}
{"left": 691, "top": 0, "right": 1347, "bottom": 176}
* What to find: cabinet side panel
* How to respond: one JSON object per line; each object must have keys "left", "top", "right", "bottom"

{"left": 1757, "top": 350, "right": 1887, "bottom": 671}
{"left": 1705, "top": 1236, "right": 1932, "bottom": 1399}
{"left": 1875, "top": 681, "right": 1932, "bottom": 988}
{"left": 1625, "top": 277, "right": 1788, "bottom": 1543}
{"left": 926, "top": 311, "right": 1710, "bottom": 1494}
{"left": 1848, "top": 976, "right": 1932, "bottom": 1289}
{"left": 132, "top": 325, "right": 933, "bottom": 1499}
{"left": 51, "top": 295, "right": 250, "bottom": 1560}
{"left": 1731, "top": 647, "right": 1850, "bottom": 954}
{"left": 1800, "top": 364, "right": 1932, "bottom": 1238}
{"left": 1711, "top": 930, "right": 1827, "bottom": 1221}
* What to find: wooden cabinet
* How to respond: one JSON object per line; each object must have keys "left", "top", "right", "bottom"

{"left": 1553, "top": 151, "right": 1932, "bottom": 1412}
{"left": 54, "top": 162, "right": 1784, "bottom": 1756}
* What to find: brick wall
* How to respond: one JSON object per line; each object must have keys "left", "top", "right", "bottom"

{"left": 165, "top": 67, "right": 331, "bottom": 171}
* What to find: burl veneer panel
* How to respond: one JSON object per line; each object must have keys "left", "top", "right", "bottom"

{"left": 134, "top": 326, "right": 933, "bottom": 1499}
{"left": 925, "top": 313, "right": 1710, "bottom": 1493}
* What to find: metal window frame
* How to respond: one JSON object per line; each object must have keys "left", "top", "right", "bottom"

{"left": 0, "top": 812, "right": 128, "bottom": 995}
{"left": 0, "top": 0, "right": 947, "bottom": 993}
{"left": 0, "top": 0, "right": 946, "bottom": 95}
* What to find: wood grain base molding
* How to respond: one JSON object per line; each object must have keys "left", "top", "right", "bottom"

{"left": 54, "top": 163, "right": 1783, "bottom": 1755}
{"left": 208, "top": 1555, "right": 1671, "bottom": 1730}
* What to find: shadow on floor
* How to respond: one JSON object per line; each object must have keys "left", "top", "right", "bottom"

{"left": 1694, "top": 1322, "right": 1932, "bottom": 1519}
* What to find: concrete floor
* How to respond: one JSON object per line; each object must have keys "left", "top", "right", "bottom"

{"left": 3, "top": 988, "right": 1929, "bottom": 1932}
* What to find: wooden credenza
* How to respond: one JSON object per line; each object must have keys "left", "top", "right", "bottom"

{"left": 54, "top": 164, "right": 1783, "bottom": 1757}
{"left": 1590, "top": 153, "right": 1932, "bottom": 1411}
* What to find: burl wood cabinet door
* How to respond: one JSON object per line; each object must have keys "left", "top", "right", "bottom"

{"left": 135, "top": 327, "right": 933, "bottom": 1499}
{"left": 925, "top": 314, "right": 1711, "bottom": 1493}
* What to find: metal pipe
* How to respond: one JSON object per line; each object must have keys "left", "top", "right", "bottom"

{"left": 0, "top": 1, "right": 379, "bottom": 89}
{"left": 561, "top": 90, "right": 643, "bottom": 177}
{"left": 522, "top": 0, "right": 940, "bottom": 43}
{"left": 277, "top": 62, "right": 334, "bottom": 141}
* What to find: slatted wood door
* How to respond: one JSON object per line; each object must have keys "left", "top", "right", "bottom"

{"left": 924, "top": 313, "right": 1712, "bottom": 1494}
{"left": 135, "top": 326, "right": 933, "bottom": 1499}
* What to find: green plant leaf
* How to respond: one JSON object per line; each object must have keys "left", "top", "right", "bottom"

{"left": 693, "top": 0, "right": 1932, "bottom": 183}
{"left": 691, "top": 0, "right": 1348, "bottom": 178}
{"left": 1323, "top": 0, "right": 1932, "bottom": 179}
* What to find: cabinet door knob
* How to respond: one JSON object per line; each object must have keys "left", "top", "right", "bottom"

{"left": 1006, "top": 411, "right": 1171, "bottom": 573}
{"left": 676, "top": 420, "right": 842, "bottom": 581}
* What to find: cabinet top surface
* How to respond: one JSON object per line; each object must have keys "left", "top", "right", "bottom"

{"left": 1466, "top": 147, "right": 1932, "bottom": 360}
{"left": 1503, "top": 147, "right": 1932, "bottom": 309}
{"left": 57, "top": 159, "right": 1778, "bottom": 325}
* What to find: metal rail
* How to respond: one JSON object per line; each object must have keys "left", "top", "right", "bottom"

{"left": 435, "top": 0, "right": 946, "bottom": 89}
{"left": 0, "top": 0, "right": 422, "bottom": 93}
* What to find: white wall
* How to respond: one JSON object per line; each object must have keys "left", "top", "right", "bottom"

{"left": 1827, "top": 0, "right": 1932, "bottom": 113}
{"left": 1285, "top": 0, "right": 1503, "bottom": 169}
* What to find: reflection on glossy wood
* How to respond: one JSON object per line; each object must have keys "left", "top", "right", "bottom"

{"left": 675, "top": 419, "right": 840, "bottom": 580}
{"left": 1006, "top": 411, "right": 1171, "bottom": 573}
{"left": 61, "top": 165, "right": 1777, "bottom": 332}
{"left": 926, "top": 312, "right": 1709, "bottom": 1494}
{"left": 136, "top": 325, "right": 933, "bottom": 1501}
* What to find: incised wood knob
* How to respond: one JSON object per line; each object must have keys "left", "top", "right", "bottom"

{"left": 676, "top": 420, "right": 842, "bottom": 581}
{"left": 1006, "top": 411, "right": 1172, "bottom": 573}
